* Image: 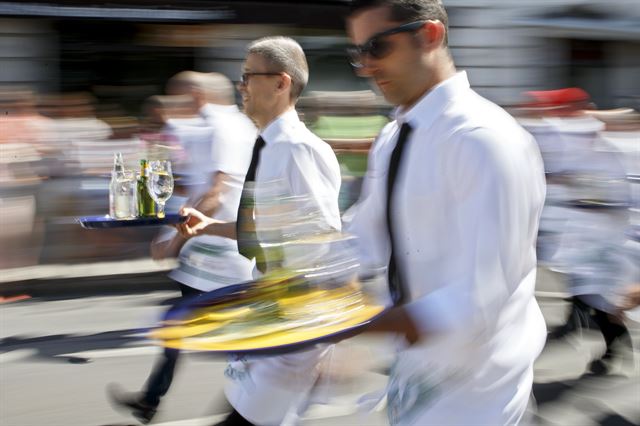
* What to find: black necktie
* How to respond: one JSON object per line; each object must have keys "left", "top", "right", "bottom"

{"left": 237, "top": 136, "right": 267, "bottom": 271}
{"left": 245, "top": 136, "right": 265, "bottom": 182}
{"left": 386, "top": 122, "right": 413, "bottom": 305}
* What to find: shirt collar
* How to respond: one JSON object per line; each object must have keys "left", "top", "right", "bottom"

{"left": 394, "top": 71, "right": 470, "bottom": 129}
{"left": 261, "top": 108, "right": 300, "bottom": 145}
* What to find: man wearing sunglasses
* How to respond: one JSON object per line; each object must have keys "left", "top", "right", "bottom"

{"left": 178, "top": 36, "right": 341, "bottom": 426}
{"left": 345, "top": 1, "right": 547, "bottom": 425}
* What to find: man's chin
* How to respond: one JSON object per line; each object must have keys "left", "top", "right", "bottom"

{"left": 379, "top": 91, "right": 400, "bottom": 107}
{"left": 373, "top": 83, "right": 398, "bottom": 104}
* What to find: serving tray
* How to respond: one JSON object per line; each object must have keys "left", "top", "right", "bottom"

{"left": 78, "top": 213, "right": 187, "bottom": 229}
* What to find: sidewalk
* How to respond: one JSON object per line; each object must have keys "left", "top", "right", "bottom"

{"left": 0, "top": 259, "right": 571, "bottom": 300}
{"left": 0, "top": 258, "right": 178, "bottom": 298}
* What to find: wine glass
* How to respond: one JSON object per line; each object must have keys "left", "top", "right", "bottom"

{"left": 146, "top": 160, "right": 174, "bottom": 218}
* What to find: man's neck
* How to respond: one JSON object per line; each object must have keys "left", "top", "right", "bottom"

{"left": 402, "top": 58, "right": 457, "bottom": 111}
{"left": 256, "top": 103, "right": 295, "bottom": 130}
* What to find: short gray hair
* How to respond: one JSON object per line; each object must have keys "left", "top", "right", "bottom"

{"left": 247, "top": 36, "right": 309, "bottom": 100}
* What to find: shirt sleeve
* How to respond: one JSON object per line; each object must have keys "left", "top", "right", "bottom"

{"left": 286, "top": 142, "right": 341, "bottom": 231}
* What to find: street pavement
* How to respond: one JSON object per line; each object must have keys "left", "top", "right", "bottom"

{"left": 1, "top": 269, "right": 639, "bottom": 426}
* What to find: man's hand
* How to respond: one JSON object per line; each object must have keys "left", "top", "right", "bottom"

{"left": 618, "top": 284, "right": 640, "bottom": 312}
{"left": 176, "top": 207, "right": 216, "bottom": 238}
{"left": 176, "top": 207, "right": 238, "bottom": 240}
{"left": 366, "top": 306, "right": 422, "bottom": 345}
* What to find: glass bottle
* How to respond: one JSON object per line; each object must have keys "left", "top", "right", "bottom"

{"left": 137, "top": 159, "right": 157, "bottom": 217}
{"left": 109, "top": 152, "right": 124, "bottom": 218}
{"left": 109, "top": 153, "right": 137, "bottom": 219}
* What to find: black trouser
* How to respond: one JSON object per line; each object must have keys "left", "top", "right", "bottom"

{"left": 590, "top": 305, "right": 630, "bottom": 357}
{"left": 143, "top": 283, "right": 203, "bottom": 407}
{"left": 565, "top": 296, "right": 630, "bottom": 355}
{"left": 214, "top": 409, "right": 255, "bottom": 426}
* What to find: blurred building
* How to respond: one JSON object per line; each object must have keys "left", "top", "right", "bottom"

{"left": 444, "top": 0, "right": 640, "bottom": 108}
{"left": 0, "top": 0, "right": 362, "bottom": 115}
{"left": 1, "top": 0, "right": 638, "bottom": 109}
{"left": 1, "top": 0, "right": 638, "bottom": 267}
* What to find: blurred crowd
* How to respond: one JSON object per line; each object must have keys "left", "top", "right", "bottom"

{"left": 1, "top": 81, "right": 638, "bottom": 297}
{"left": 515, "top": 88, "right": 639, "bottom": 281}
{"left": 0, "top": 81, "right": 389, "bottom": 268}
{"left": 514, "top": 88, "right": 640, "bottom": 369}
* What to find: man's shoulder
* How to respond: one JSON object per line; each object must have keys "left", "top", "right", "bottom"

{"left": 436, "top": 92, "right": 524, "bottom": 140}
{"left": 277, "top": 123, "right": 334, "bottom": 151}
{"left": 168, "top": 117, "right": 209, "bottom": 129}
{"left": 268, "top": 126, "right": 339, "bottom": 173}
{"left": 208, "top": 108, "right": 255, "bottom": 128}
{"left": 290, "top": 133, "right": 338, "bottom": 166}
{"left": 209, "top": 111, "right": 257, "bottom": 142}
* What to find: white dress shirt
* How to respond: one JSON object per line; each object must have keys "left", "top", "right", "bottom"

{"left": 256, "top": 109, "right": 341, "bottom": 228}
{"left": 225, "top": 108, "right": 342, "bottom": 425}
{"left": 167, "top": 104, "right": 252, "bottom": 188}
{"left": 347, "top": 72, "right": 547, "bottom": 425}
{"left": 166, "top": 104, "right": 258, "bottom": 291}
{"left": 255, "top": 108, "right": 342, "bottom": 269}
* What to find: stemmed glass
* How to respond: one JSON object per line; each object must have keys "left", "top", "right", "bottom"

{"left": 146, "top": 160, "right": 174, "bottom": 218}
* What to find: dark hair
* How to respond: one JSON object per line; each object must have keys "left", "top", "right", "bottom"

{"left": 350, "top": 0, "right": 449, "bottom": 46}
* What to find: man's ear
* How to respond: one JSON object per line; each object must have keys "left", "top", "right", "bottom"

{"left": 277, "top": 73, "right": 292, "bottom": 94}
{"left": 417, "top": 20, "right": 446, "bottom": 50}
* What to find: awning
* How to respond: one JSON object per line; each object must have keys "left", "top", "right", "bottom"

{"left": 0, "top": 1, "right": 351, "bottom": 28}
{"left": 0, "top": 2, "right": 234, "bottom": 21}
{"left": 514, "top": 16, "right": 640, "bottom": 41}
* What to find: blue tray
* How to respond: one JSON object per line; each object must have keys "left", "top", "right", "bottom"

{"left": 78, "top": 214, "right": 187, "bottom": 229}
{"left": 556, "top": 200, "right": 630, "bottom": 210}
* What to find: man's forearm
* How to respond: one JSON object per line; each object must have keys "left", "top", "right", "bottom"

{"left": 194, "top": 189, "right": 221, "bottom": 217}
{"left": 194, "top": 172, "right": 227, "bottom": 217}
{"left": 203, "top": 221, "right": 237, "bottom": 240}
{"left": 151, "top": 233, "right": 188, "bottom": 260}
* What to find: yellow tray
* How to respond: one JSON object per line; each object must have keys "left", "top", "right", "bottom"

{"left": 149, "top": 273, "right": 386, "bottom": 354}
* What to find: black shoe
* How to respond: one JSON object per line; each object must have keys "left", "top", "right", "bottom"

{"left": 107, "top": 383, "right": 157, "bottom": 424}
{"left": 212, "top": 409, "right": 255, "bottom": 426}
{"left": 587, "top": 358, "right": 611, "bottom": 375}
{"left": 592, "top": 308, "right": 632, "bottom": 357}
{"left": 591, "top": 309, "right": 633, "bottom": 374}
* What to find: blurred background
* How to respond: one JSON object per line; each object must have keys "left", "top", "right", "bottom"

{"left": 1, "top": 0, "right": 638, "bottom": 268}
{"left": 0, "top": 2, "right": 639, "bottom": 425}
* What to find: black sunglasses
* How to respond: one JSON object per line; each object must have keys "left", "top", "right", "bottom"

{"left": 347, "top": 20, "right": 426, "bottom": 69}
{"left": 240, "top": 72, "right": 282, "bottom": 85}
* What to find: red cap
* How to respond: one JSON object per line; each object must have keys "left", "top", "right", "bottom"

{"left": 523, "top": 87, "right": 590, "bottom": 108}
